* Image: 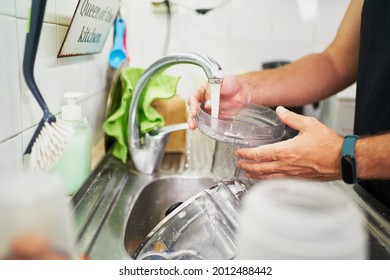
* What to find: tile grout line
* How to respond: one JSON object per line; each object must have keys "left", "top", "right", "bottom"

{"left": 0, "top": 131, "right": 24, "bottom": 145}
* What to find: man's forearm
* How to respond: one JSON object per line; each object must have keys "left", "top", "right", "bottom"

{"left": 356, "top": 133, "right": 390, "bottom": 180}
{"left": 237, "top": 52, "right": 355, "bottom": 108}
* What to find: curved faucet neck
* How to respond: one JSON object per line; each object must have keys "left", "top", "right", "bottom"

{"left": 128, "top": 52, "right": 224, "bottom": 174}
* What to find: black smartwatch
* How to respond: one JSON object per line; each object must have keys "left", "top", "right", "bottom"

{"left": 341, "top": 135, "right": 359, "bottom": 184}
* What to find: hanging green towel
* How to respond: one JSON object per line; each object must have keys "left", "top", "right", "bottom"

{"left": 103, "top": 68, "right": 180, "bottom": 163}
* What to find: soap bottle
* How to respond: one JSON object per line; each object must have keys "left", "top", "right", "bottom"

{"left": 52, "top": 92, "right": 92, "bottom": 195}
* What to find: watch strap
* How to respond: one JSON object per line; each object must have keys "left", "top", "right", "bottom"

{"left": 341, "top": 135, "right": 359, "bottom": 184}
{"left": 342, "top": 135, "right": 359, "bottom": 157}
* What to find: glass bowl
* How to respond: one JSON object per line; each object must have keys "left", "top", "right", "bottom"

{"left": 133, "top": 180, "right": 247, "bottom": 260}
{"left": 195, "top": 103, "right": 285, "bottom": 147}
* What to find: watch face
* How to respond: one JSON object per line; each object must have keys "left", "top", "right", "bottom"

{"left": 341, "top": 155, "right": 356, "bottom": 184}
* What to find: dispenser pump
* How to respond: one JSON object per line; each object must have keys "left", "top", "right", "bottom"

{"left": 62, "top": 92, "right": 84, "bottom": 121}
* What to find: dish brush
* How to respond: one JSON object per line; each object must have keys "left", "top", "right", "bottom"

{"left": 23, "top": 0, "right": 74, "bottom": 171}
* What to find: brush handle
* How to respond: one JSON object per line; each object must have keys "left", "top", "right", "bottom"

{"left": 23, "top": 0, "right": 49, "bottom": 112}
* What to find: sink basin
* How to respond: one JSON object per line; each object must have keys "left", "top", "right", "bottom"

{"left": 124, "top": 176, "right": 216, "bottom": 257}
{"left": 71, "top": 139, "right": 218, "bottom": 260}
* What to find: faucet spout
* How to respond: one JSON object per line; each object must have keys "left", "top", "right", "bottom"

{"left": 128, "top": 52, "right": 224, "bottom": 174}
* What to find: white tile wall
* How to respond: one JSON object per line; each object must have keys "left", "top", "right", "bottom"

{"left": 230, "top": 0, "right": 274, "bottom": 41}
{"left": 176, "top": 3, "right": 230, "bottom": 41}
{"left": 57, "top": 26, "right": 84, "bottom": 97}
{"left": 0, "top": 0, "right": 16, "bottom": 17}
{"left": 126, "top": 0, "right": 351, "bottom": 70}
{"left": 273, "top": 0, "right": 317, "bottom": 43}
{"left": 0, "top": 0, "right": 353, "bottom": 171}
{"left": 0, "top": 135, "right": 23, "bottom": 171}
{"left": 81, "top": 54, "right": 109, "bottom": 97}
{"left": 0, "top": 0, "right": 112, "bottom": 171}
{"left": 125, "top": 0, "right": 165, "bottom": 39}
{"left": 56, "top": 0, "right": 79, "bottom": 26}
{"left": 0, "top": 16, "right": 22, "bottom": 142}
{"left": 57, "top": 55, "right": 84, "bottom": 98}
{"left": 16, "top": 0, "right": 57, "bottom": 23}
{"left": 316, "top": 0, "right": 350, "bottom": 44}
{"left": 82, "top": 92, "right": 109, "bottom": 144}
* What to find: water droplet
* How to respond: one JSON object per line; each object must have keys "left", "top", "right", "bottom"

{"left": 178, "top": 211, "right": 186, "bottom": 218}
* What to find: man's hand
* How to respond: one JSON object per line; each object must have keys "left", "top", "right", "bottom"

{"left": 187, "top": 76, "right": 251, "bottom": 129}
{"left": 236, "top": 106, "right": 344, "bottom": 181}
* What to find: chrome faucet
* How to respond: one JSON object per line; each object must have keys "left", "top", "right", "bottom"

{"left": 128, "top": 52, "right": 224, "bottom": 174}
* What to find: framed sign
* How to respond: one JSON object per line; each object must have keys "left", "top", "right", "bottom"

{"left": 58, "top": 0, "right": 121, "bottom": 57}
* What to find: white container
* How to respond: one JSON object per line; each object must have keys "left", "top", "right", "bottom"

{"left": 236, "top": 179, "right": 368, "bottom": 260}
{"left": 0, "top": 170, "right": 77, "bottom": 259}
{"left": 52, "top": 92, "right": 92, "bottom": 195}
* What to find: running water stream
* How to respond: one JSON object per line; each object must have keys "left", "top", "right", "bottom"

{"left": 210, "top": 83, "right": 221, "bottom": 118}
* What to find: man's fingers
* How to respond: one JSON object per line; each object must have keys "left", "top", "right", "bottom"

{"left": 237, "top": 159, "right": 283, "bottom": 175}
{"left": 187, "top": 113, "right": 198, "bottom": 130}
{"left": 244, "top": 171, "right": 288, "bottom": 180}
{"left": 189, "top": 85, "right": 209, "bottom": 116}
{"left": 276, "top": 106, "right": 315, "bottom": 133}
{"left": 235, "top": 144, "right": 280, "bottom": 162}
{"left": 189, "top": 92, "right": 200, "bottom": 117}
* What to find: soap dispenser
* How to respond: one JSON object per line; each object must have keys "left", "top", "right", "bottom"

{"left": 52, "top": 92, "right": 92, "bottom": 195}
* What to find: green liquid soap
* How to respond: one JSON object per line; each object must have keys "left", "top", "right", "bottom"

{"left": 52, "top": 118, "right": 92, "bottom": 195}
{"left": 52, "top": 92, "right": 92, "bottom": 196}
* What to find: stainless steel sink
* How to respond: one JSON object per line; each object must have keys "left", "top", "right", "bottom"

{"left": 124, "top": 176, "right": 216, "bottom": 257}
{"left": 71, "top": 149, "right": 217, "bottom": 260}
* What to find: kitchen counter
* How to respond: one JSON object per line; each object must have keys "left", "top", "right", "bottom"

{"left": 352, "top": 184, "right": 390, "bottom": 259}
{"left": 328, "top": 181, "right": 390, "bottom": 259}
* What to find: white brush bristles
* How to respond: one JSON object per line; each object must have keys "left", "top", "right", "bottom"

{"left": 29, "top": 119, "right": 75, "bottom": 171}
